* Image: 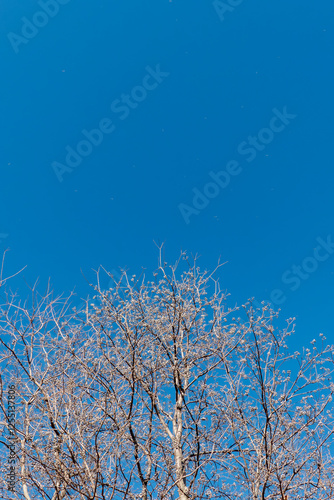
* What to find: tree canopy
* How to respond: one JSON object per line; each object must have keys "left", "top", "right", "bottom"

{"left": 1, "top": 255, "right": 333, "bottom": 499}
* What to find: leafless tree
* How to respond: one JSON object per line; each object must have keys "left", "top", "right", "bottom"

{"left": 212, "top": 304, "right": 334, "bottom": 499}
{"left": 0, "top": 253, "right": 333, "bottom": 499}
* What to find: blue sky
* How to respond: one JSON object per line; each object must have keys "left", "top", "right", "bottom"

{"left": 1, "top": 0, "right": 334, "bottom": 346}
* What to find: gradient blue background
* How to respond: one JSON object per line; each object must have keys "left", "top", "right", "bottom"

{"left": 1, "top": 0, "right": 334, "bottom": 344}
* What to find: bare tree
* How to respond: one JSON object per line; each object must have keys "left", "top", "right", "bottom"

{"left": 213, "top": 304, "right": 334, "bottom": 499}
{"left": 0, "top": 254, "right": 333, "bottom": 499}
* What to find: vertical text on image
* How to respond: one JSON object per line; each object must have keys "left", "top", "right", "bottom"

{"left": 6, "top": 384, "right": 17, "bottom": 493}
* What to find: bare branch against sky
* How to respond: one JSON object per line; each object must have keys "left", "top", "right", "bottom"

{"left": 1, "top": 255, "right": 333, "bottom": 499}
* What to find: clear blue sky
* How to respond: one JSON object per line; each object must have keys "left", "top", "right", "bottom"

{"left": 1, "top": 0, "right": 334, "bottom": 345}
